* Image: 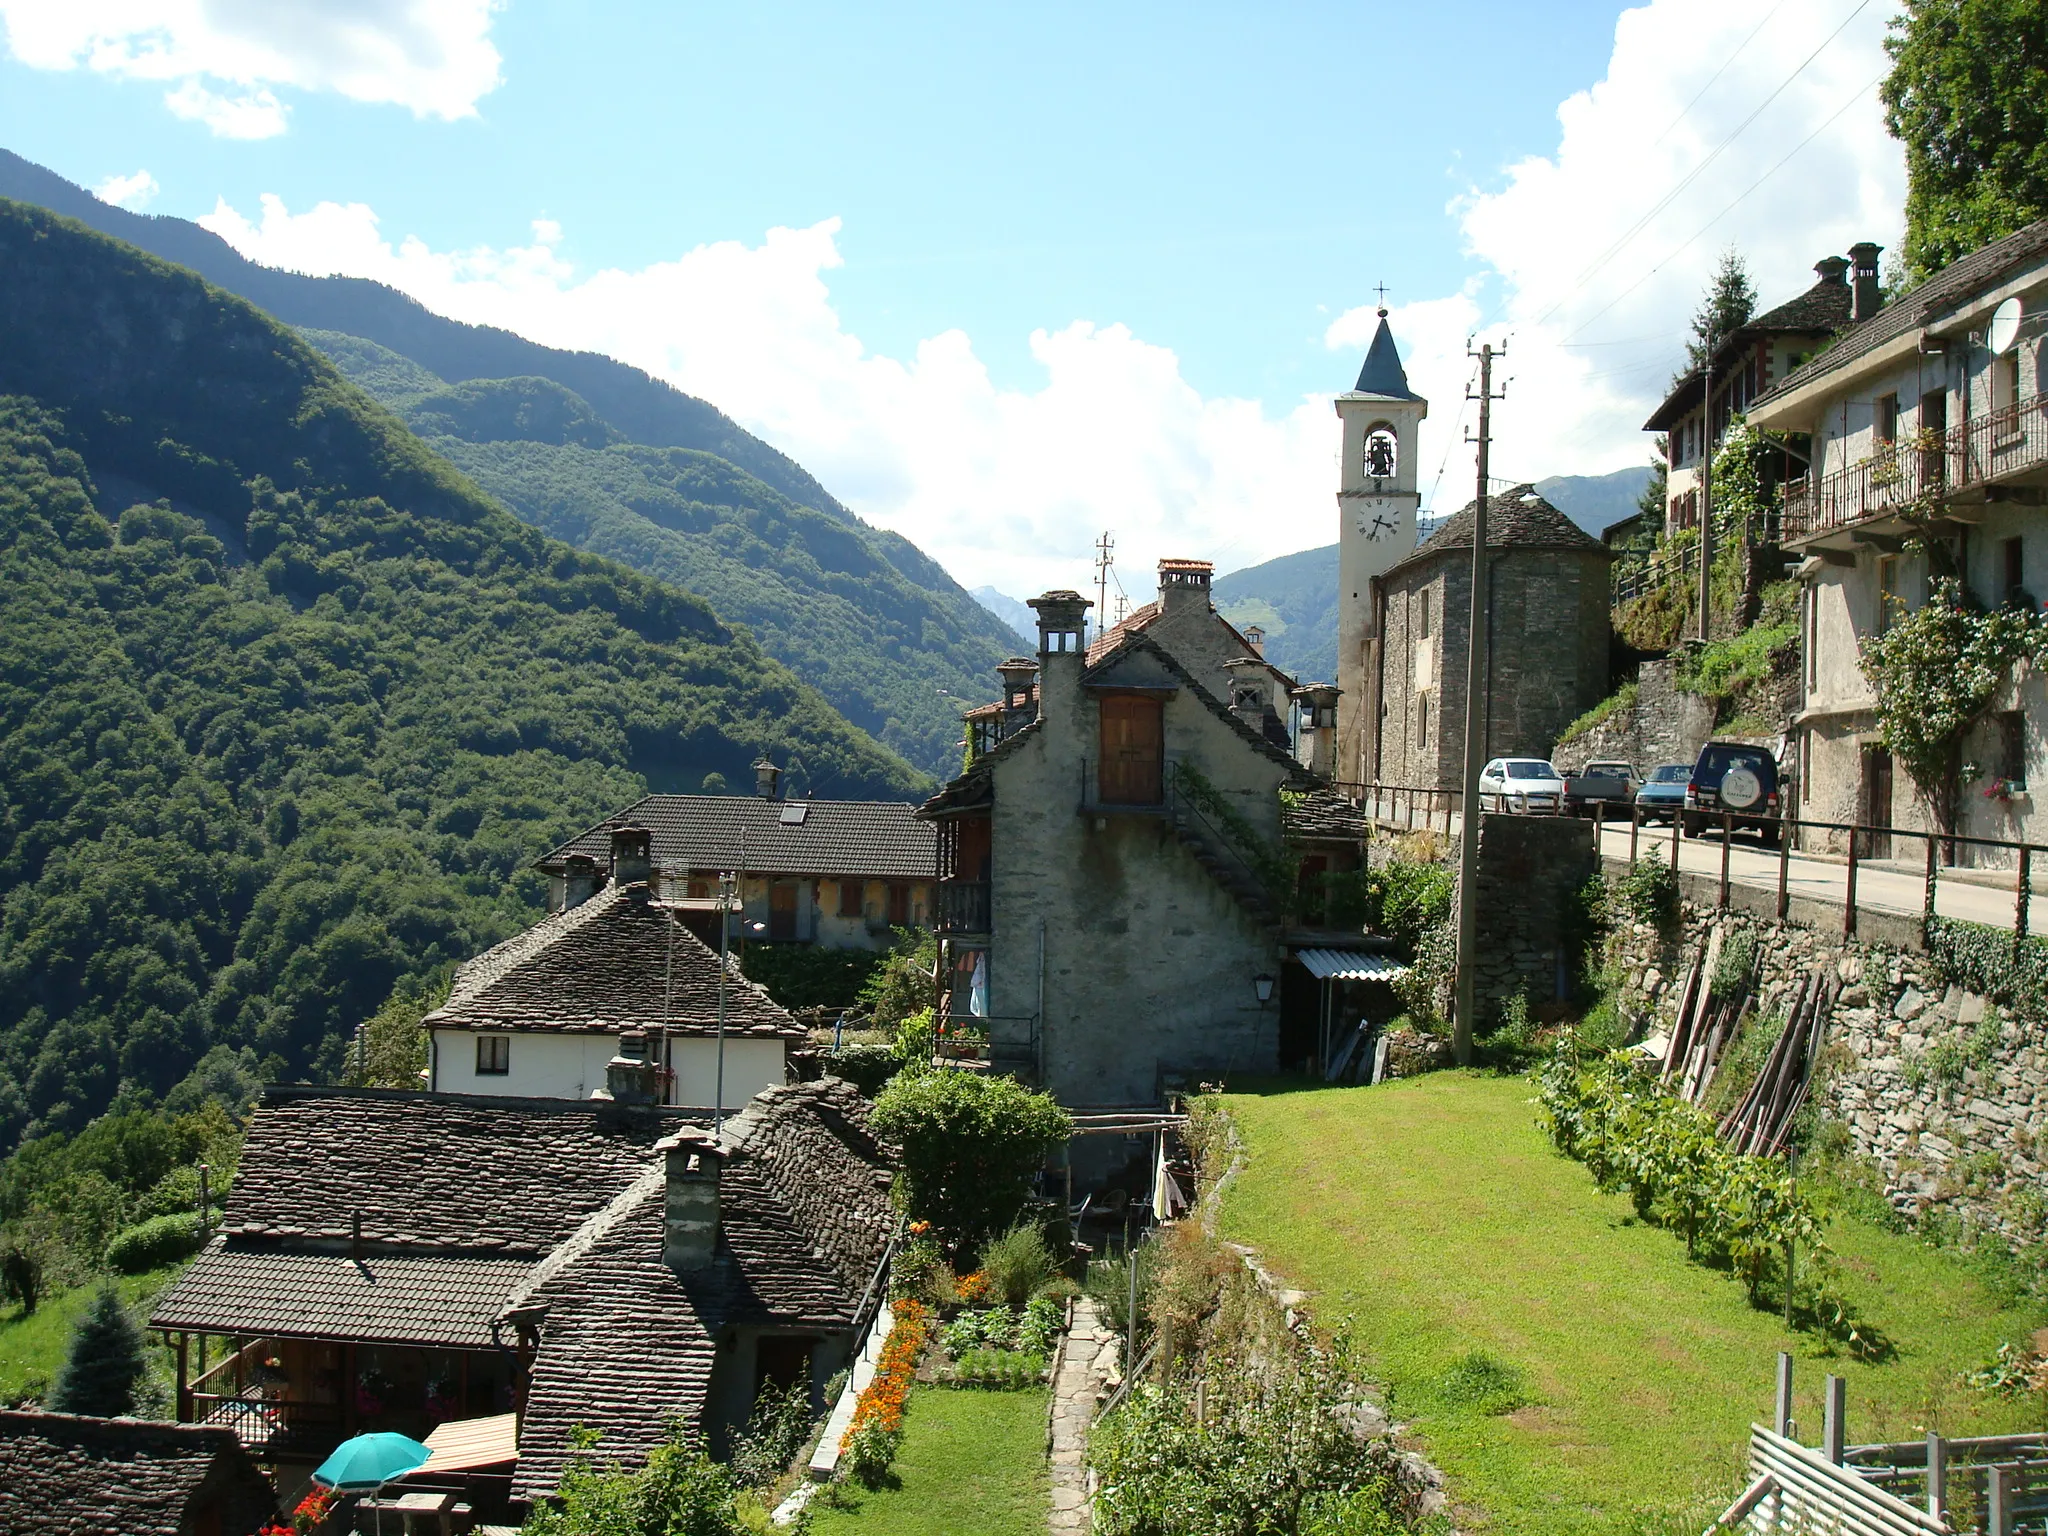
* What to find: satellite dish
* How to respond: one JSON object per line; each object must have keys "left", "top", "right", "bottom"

{"left": 1989, "top": 297, "right": 2023, "bottom": 356}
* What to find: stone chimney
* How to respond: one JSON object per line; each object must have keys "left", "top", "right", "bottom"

{"left": 1813, "top": 254, "right": 1850, "bottom": 288}
{"left": 562, "top": 853, "right": 600, "bottom": 910}
{"left": 657, "top": 1128, "right": 725, "bottom": 1271}
{"left": 1156, "top": 558, "right": 1214, "bottom": 615}
{"left": 752, "top": 755, "right": 783, "bottom": 801}
{"left": 1849, "top": 242, "right": 1884, "bottom": 323}
{"left": 1027, "top": 590, "right": 1091, "bottom": 721}
{"left": 608, "top": 824, "right": 653, "bottom": 888}
{"left": 997, "top": 656, "right": 1039, "bottom": 731}
{"left": 1224, "top": 658, "right": 1268, "bottom": 730}
{"left": 1243, "top": 624, "right": 1265, "bottom": 658}
{"left": 604, "top": 1028, "right": 662, "bottom": 1106}
{"left": 1293, "top": 683, "right": 1341, "bottom": 778}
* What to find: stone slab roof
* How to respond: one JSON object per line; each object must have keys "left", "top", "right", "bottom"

{"left": 210, "top": 1087, "right": 693, "bottom": 1253}
{"left": 0, "top": 1411, "right": 278, "bottom": 1536}
{"left": 1755, "top": 215, "right": 2048, "bottom": 409}
{"left": 153, "top": 1245, "right": 537, "bottom": 1348}
{"left": 534, "top": 795, "right": 936, "bottom": 880}
{"left": 1282, "top": 789, "right": 1373, "bottom": 842}
{"left": 1644, "top": 274, "right": 1856, "bottom": 430}
{"left": 429, "top": 882, "right": 801, "bottom": 1040}
{"left": 1384, "top": 484, "right": 1611, "bottom": 583}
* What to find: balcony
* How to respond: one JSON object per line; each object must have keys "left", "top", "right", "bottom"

{"left": 1782, "top": 399, "right": 2048, "bottom": 544}
{"left": 935, "top": 880, "right": 990, "bottom": 935}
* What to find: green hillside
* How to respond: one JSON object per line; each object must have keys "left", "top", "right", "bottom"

{"left": 0, "top": 196, "right": 924, "bottom": 1150}
{"left": 305, "top": 334, "right": 1013, "bottom": 773}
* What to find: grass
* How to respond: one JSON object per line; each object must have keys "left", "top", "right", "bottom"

{"left": 1216, "top": 1073, "right": 2048, "bottom": 1535}
{"left": 809, "top": 1385, "right": 1049, "bottom": 1536}
{"left": 0, "top": 1264, "right": 191, "bottom": 1407}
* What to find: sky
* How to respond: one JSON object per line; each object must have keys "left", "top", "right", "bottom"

{"left": 0, "top": 1, "right": 1905, "bottom": 599}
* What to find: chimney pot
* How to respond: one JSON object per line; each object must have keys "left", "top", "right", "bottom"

{"left": 562, "top": 854, "right": 600, "bottom": 910}
{"left": 1292, "top": 683, "right": 1342, "bottom": 778}
{"left": 752, "top": 756, "right": 782, "bottom": 801}
{"left": 1156, "top": 558, "right": 1214, "bottom": 613}
{"left": 607, "top": 824, "right": 653, "bottom": 889}
{"left": 657, "top": 1129, "right": 725, "bottom": 1270}
{"left": 1848, "top": 241, "right": 1883, "bottom": 323}
{"left": 1243, "top": 624, "right": 1265, "bottom": 658}
{"left": 1814, "top": 255, "right": 1850, "bottom": 287}
{"left": 604, "top": 1036, "right": 662, "bottom": 1106}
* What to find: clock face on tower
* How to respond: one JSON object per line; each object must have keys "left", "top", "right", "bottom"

{"left": 1357, "top": 512, "right": 1399, "bottom": 542}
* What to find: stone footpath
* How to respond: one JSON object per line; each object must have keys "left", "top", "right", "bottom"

{"left": 1048, "top": 1297, "right": 1115, "bottom": 1535}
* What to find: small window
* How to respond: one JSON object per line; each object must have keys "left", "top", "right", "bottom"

{"left": 887, "top": 882, "right": 911, "bottom": 926}
{"left": 1418, "top": 587, "right": 1431, "bottom": 639}
{"left": 476, "top": 1036, "right": 510, "bottom": 1076}
{"left": 1992, "top": 351, "right": 2021, "bottom": 418}
{"left": 1416, "top": 691, "right": 1430, "bottom": 749}
{"left": 1875, "top": 392, "right": 1899, "bottom": 445}
{"left": 2006, "top": 537, "right": 2026, "bottom": 604}
{"left": 2000, "top": 712, "right": 2028, "bottom": 789}
{"left": 1876, "top": 556, "right": 1900, "bottom": 635}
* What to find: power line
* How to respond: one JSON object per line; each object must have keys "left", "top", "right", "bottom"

{"left": 1640, "top": 1, "right": 1788, "bottom": 158}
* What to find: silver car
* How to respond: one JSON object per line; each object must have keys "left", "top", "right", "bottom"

{"left": 1479, "top": 757, "right": 1567, "bottom": 814}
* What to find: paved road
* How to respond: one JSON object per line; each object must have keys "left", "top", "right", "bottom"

{"left": 1359, "top": 792, "right": 2042, "bottom": 934}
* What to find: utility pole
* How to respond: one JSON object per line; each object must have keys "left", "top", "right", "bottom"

{"left": 1697, "top": 331, "right": 1714, "bottom": 642}
{"left": 1093, "top": 531, "right": 1115, "bottom": 643}
{"left": 1454, "top": 341, "right": 1506, "bottom": 1067}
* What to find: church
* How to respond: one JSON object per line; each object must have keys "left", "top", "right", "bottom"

{"left": 1332, "top": 310, "right": 1613, "bottom": 787}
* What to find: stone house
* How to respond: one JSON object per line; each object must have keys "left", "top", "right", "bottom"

{"left": 923, "top": 584, "right": 1381, "bottom": 1108}
{"left": 1370, "top": 485, "right": 1612, "bottom": 785}
{"left": 534, "top": 773, "right": 936, "bottom": 947}
{"left": 424, "top": 829, "right": 803, "bottom": 1108}
{"left": 0, "top": 1411, "right": 279, "bottom": 1536}
{"left": 1643, "top": 251, "right": 1859, "bottom": 536}
{"left": 1746, "top": 218, "right": 2048, "bottom": 860}
{"left": 149, "top": 1079, "right": 892, "bottom": 1511}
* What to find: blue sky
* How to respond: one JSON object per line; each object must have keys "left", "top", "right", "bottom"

{"left": 0, "top": 2, "right": 1902, "bottom": 591}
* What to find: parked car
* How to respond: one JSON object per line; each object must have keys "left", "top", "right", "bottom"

{"left": 1632, "top": 763, "right": 1692, "bottom": 824}
{"left": 1683, "top": 741, "right": 1783, "bottom": 845}
{"left": 1479, "top": 758, "right": 1568, "bottom": 814}
{"left": 1561, "top": 760, "right": 1638, "bottom": 816}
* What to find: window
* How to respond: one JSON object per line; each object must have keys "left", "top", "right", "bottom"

{"left": 476, "top": 1035, "right": 510, "bottom": 1076}
{"left": 2006, "top": 537, "right": 2026, "bottom": 604}
{"left": 1416, "top": 691, "right": 1430, "bottom": 749}
{"left": 838, "top": 879, "right": 862, "bottom": 918}
{"left": 1876, "top": 556, "right": 1900, "bottom": 635}
{"left": 1992, "top": 350, "right": 2021, "bottom": 418}
{"left": 1097, "top": 693, "right": 1164, "bottom": 804}
{"left": 1999, "top": 712, "right": 2028, "bottom": 789}
{"left": 1875, "top": 392, "right": 1899, "bottom": 446}
{"left": 1803, "top": 586, "right": 1817, "bottom": 694}
{"left": 1418, "top": 587, "right": 1430, "bottom": 639}
{"left": 887, "top": 881, "right": 911, "bottom": 926}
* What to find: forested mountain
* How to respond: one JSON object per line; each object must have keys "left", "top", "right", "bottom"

{"left": 0, "top": 197, "right": 925, "bottom": 1151}
{"left": 0, "top": 151, "right": 1021, "bottom": 775}
{"left": 305, "top": 332, "right": 1012, "bottom": 772}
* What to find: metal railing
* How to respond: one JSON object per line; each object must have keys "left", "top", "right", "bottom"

{"left": 1332, "top": 781, "right": 2048, "bottom": 941}
{"left": 1782, "top": 398, "right": 2048, "bottom": 542}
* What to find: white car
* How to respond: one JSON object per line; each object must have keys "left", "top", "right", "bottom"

{"left": 1479, "top": 757, "right": 1568, "bottom": 814}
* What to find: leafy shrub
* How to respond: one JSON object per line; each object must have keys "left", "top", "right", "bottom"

{"left": 740, "top": 944, "right": 885, "bottom": 1011}
{"left": 1611, "top": 858, "right": 1680, "bottom": 931}
{"left": 104, "top": 1211, "right": 203, "bottom": 1273}
{"left": 892, "top": 1008, "right": 937, "bottom": 1072}
{"left": 1086, "top": 1245, "right": 1162, "bottom": 1351}
{"left": 978, "top": 1221, "right": 1054, "bottom": 1307}
{"left": 1557, "top": 679, "right": 1639, "bottom": 747}
{"left": 728, "top": 1378, "right": 818, "bottom": 1495}
{"left": 1393, "top": 917, "right": 1456, "bottom": 1028}
{"left": 870, "top": 1071, "right": 1070, "bottom": 1247}
{"left": 1479, "top": 992, "right": 1539, "bottom": 1067}
{"left": 1368, "top": 859, "right": 1454, "bottom": 947}
{"left": 1711, "top": 931, "right": 1757, "bottom": 998}
{"left": 521, "top": 1420, "right": 745, "bottom": 1536}
{"left": 824, "top": 1044, "right": 901, "bottom": 1099}
{"left": 1018, "top": 1295, "right": 1064, "bottom": 1356}
{"left": 1434, "top": 1351, "right": 1530, "bottom": 1416}
{"left": 1927, "top": 917, "right": 2048, "bottom": 1023}
{"left": 857, "top": 929, "right": 940, "bottom": 1030}
{"left": 941, "top": 1307, "right": 1018, "bottom": 1357}
{"left": 949, "top": 1349, "right": 1046, "bottom": 1390}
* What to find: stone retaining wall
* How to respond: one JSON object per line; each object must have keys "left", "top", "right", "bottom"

{"left": 1603, "top": 893, "right": 2048, "bottom": 1248}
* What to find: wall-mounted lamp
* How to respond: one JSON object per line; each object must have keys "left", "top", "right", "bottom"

{"left": 1253, "top": 973, "right": 1277, "bottom": 1007}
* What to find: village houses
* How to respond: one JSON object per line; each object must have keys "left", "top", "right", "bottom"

{"left": 1747, "top": 218, "right": 2048, "bottom": 857}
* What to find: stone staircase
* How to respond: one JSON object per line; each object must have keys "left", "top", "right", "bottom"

{"left": 1167, "top": 804, "right": 1283, "bottom": 931}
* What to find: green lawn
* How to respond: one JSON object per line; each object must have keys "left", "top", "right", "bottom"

{"left": 0, "top": 1264, "right": 190, "bottom": 1406}
{"left": 1218, "top": 1073, "right": 2048, "bottom": 1535}
{"left": 809, "top": 1386, "right": 1049, "bottom": 1536}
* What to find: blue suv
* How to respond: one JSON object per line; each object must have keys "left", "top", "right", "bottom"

{"left": 1683, "top": 741, "right": 1783, "bottom": 846}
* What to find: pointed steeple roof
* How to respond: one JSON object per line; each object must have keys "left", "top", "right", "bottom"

{"left": 1352, "top": 311, "right": 1420, "bottom": 400}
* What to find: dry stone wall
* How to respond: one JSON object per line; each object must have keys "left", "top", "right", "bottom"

{"left": 1553, "top": 657, "right": 1716, "bottom": 774}
{"left": 1603, "top": 892, "right": 2048, "bottom": 1248}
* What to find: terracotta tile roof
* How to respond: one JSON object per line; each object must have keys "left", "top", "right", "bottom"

{"left": 1385, "top": 484, "right": 1610, "bottom": 583}
{"left": 153, "top": 1245, "right": 536, "bottom": 1348}
{"left": 0, "top": 1411, "right": 278, "bottom": 1536}
{"left": 1084, "top": 601, "right": 1161, "bottom": 664}
{"left": 534, "top": 795, "right": 936, "bottom": 880}
{"left": 211, "top": 1087, "right": 693, "bottom": 1253}
{"left": 429, "top": 883, "right": 801, "bottom": 1040}
{"left": 1755, "top": 215, "right": 2048, "bottom": 408}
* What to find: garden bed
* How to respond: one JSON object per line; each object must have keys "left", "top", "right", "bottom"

{"left": 808, "top": 1384, "right": 1050, "bottom": 1536}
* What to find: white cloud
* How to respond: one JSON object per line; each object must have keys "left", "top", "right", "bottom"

{"left": 191, "top": 0, "right": 1906, "bottom": 595}
{"left": 200, "top": 194, "right": 1333, "bottom": 595}
{"left": 1333, "top": 0, "right": 1904, "bottom": 504}
{"left": 0, "top": 0, "right": 502, "bottom": 138}
{"left": 92, "top": 167, "right": 158, "bottom": 210}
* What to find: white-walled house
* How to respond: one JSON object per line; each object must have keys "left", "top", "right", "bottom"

{"left": 533, "top": 779, "right": 935, "bottom": 949}
{"left": 426, "top": 832, "right": 803, "bottom": 1109}
{"left": 1747, "top": 219, "right": 2048, "bottom": 861}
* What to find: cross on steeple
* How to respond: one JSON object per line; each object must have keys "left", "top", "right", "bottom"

{"left": 1373, "top": 281, "right": 1391, "bottom": 316}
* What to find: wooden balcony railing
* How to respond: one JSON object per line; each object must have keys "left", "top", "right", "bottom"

{"left": 1783, "top": 398, "right": 2048, "bottom": 541}
{"left": 190, "top": 1390, "right": 342, "bottom": 1449}
{"left": 935, "top": 880, "right": 991, "bottom": 934}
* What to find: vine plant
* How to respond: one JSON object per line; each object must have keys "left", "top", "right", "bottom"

{"left": 1169, "top": 759, "right": 1298, "bottom": 915}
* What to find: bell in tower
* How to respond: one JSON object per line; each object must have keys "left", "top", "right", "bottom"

{"left": 1334, "top": 304, "right": 1428, "bottom": 783}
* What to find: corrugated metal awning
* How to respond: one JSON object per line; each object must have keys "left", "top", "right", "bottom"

{"left": 1295, "top": 948, "right": 1409, "bottom": 982}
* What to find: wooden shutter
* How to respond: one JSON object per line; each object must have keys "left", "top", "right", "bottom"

{"left": 1098, "top": 694, "right": 1164, "bottom": 804}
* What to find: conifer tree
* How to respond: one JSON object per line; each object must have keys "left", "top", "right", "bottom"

{"left": 1686, "top": 250, "right": 1758, "bottom": 367}
{"left": 48, "top": 1283, "right": 149, "bottom": 1417}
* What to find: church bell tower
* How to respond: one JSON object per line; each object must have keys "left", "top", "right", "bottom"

{"left": 1335, "top": 309, "right": 1427, "bottom": 783}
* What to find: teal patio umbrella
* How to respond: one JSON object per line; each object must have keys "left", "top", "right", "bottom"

{"left": 313, "top": 1431, "right": 433, "bottom": 1530}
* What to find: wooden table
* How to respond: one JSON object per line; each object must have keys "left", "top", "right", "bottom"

{"left": 361, "top": 1489, "right": 455, "bottom": 1535}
